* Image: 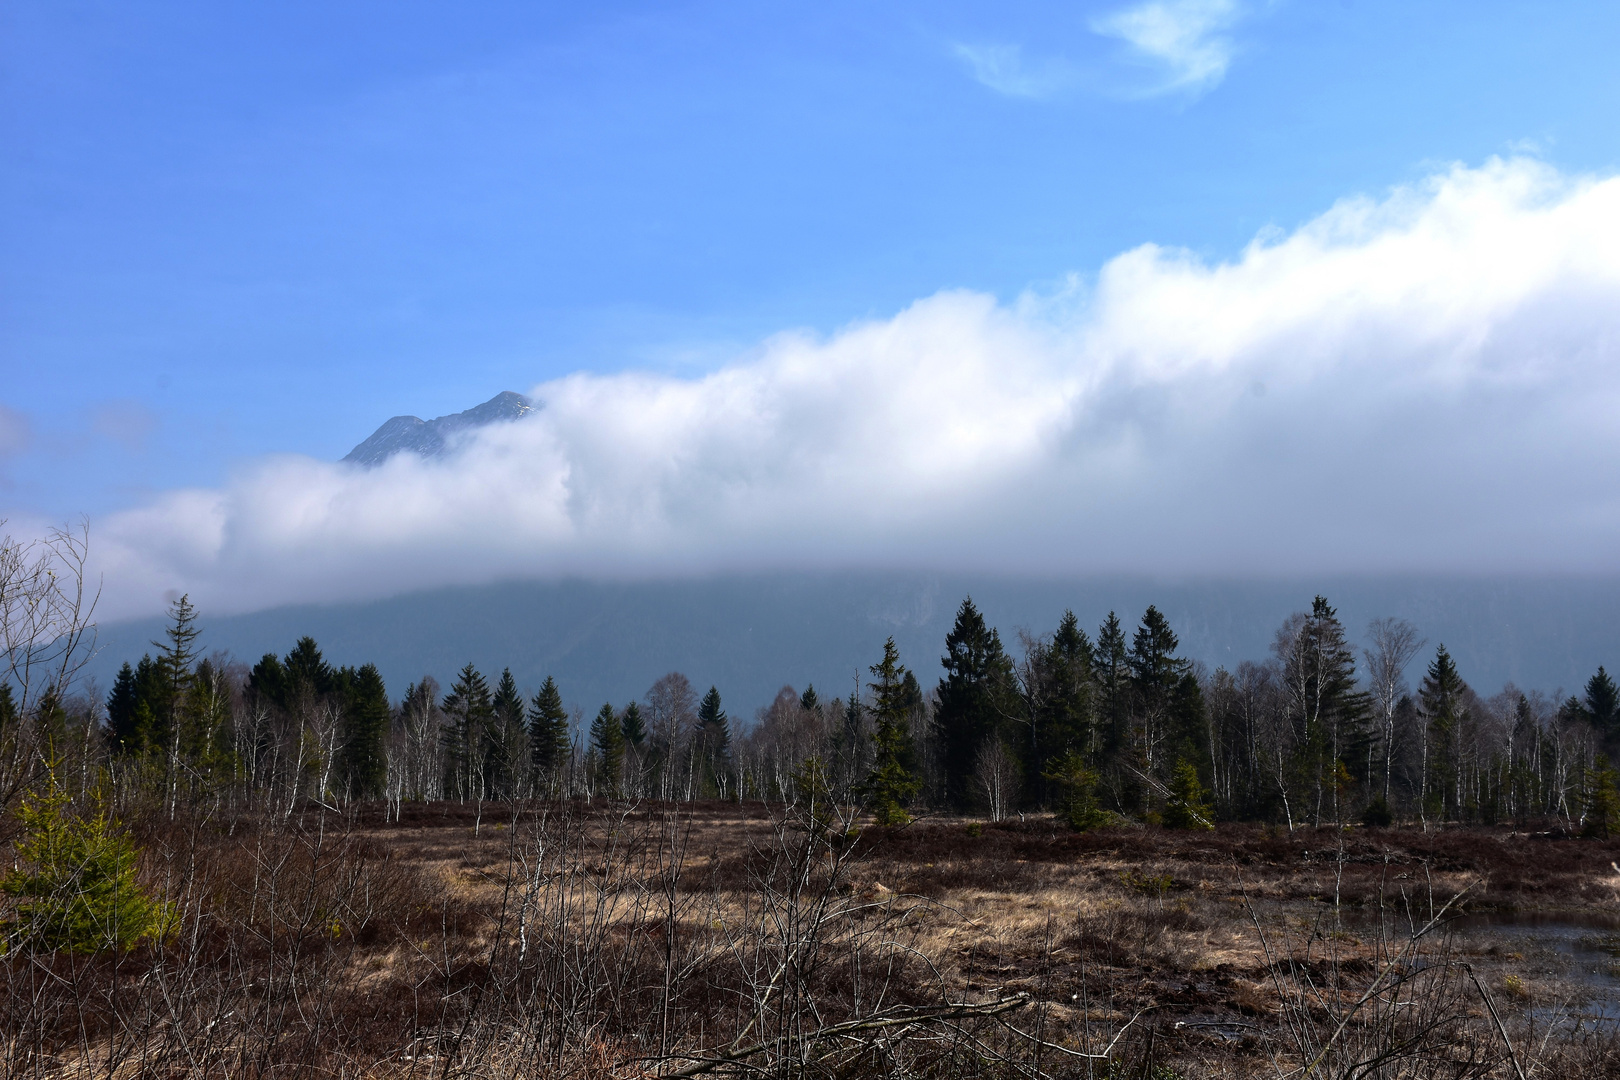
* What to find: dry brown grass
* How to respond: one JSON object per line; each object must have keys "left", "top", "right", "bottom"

{"left": 6, "top": 801, "right": 1620, "bottom": 1078}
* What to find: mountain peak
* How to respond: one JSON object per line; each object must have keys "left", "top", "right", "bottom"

{"left": 343, "top": 391, "right": 535, "bottom": 467}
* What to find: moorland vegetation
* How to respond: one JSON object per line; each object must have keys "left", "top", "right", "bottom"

{"left": 7, "top": 523, "right": 1620, "bottom": 1077}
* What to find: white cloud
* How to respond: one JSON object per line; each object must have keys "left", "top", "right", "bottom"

{"left": 1090, "top": 0, "right": 1242, "bottom": 96}
{"left": 89, "top": 158, "right": 1620, "bottom": 618}
{"left": 952, "top": 43, "right": 1075, "bottom": 99}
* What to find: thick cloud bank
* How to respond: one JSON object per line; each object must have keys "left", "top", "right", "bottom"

{"left": 96, "top": 159, "right": 1620, "bottom": 618}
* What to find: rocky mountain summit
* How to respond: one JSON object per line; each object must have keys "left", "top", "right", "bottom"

{"left": 343, "top": 391, "right": 534, "bottom": 467}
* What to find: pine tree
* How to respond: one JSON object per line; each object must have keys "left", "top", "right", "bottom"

{"left": 861, "top": 637, "right": 921, "bottom": 826}
{"left": 105, "top": 663, "right": 141, "bottom": 755}
{"left": 0, "top": 684, "right": 17, "bottom": 738}
{"left": 1163, "top": 758, "right": 1215, "bottom": 830}
{"left": 1095, "top": 612, "right": 1130, "bottom": 760}
{"left": 1584, "top": 755, "right": 1620, "bottom": 839}
{"left": 3, "top": 784, "right": 171, "bottom": 953}
{"left": 340, "top": 664, "right": 390, "bottom": 799}
{"left": 800, "top": 685, "right": 821, "bottom": 715}
{"left": 1586, "top": 667, "right": 1620, "bottom": 737}
{"left": 590, "top": 703, "right": 626, "bottom": 795}
{"left": 620, "top": 701, "right": 647, "bottom": 749}
{"left": 527, "top": 676, "right": 570, "bottom": 785}
{"left": 1419, "top": 646, "right": 1469, "bottom": 821}
{"left": 441, "top": 664, "right": 493, "bottom": 802}
{"left": 488, "top": 668, "right": 527, "bottom": 798}
{"left": 695, "top": 687, "right": 732, "bottom": 796}
{"left": 152, "top": 595, "right": 202, "bottom": 732}
{"left": 1044, "top": 750, "right": 1111, "bottom": 831}
{"left": 935, "top": 597, "right": 1016, "bottom": 810}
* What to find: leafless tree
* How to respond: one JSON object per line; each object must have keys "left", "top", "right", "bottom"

{"left": 1364, "top": 617, "right": 1424, "bottom": 804}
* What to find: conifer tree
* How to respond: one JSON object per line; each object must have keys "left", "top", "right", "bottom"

{"left": 620, "top": 701, "right": 647, "bottom": 749}
{"left": 861, "top": 637, "right": 921, "bottom": 826}
{"left": 1419, "top": 645, "right": 1469, "bottom": 821}
{"left": 695, "top": 686, "right": 732, "bottom": 795}
{"left": 1095, "top": 612, "right": 1130, "bottom": 759}
{"left": 0, "top": 684, "right": 17, "bottom": 737}
{"left": 799, "top": 685, "right": 821, "bottom": 715}
{"left": 1584, "top": 755, "right": 1620, "bottom": 838}
{"left": 105, "top": 663, "right": 141, "bottom": 755}
{"left": 935, "top": 597, "right": 1016, "bottom": 810}
{"left": 152, "top": 595, "right": 201, "bottom": 735}
{"left": 441, "top": 664, "right": 493, "bottom": 801}
{"left": 527, "top": 676, "right": 570, "bottom": 784}
{"left": 590, "top": 703, "right": 626, "bottom": 795}
{"left": 488, "top": 668, "right": 527, "bottom": 797}
{"left": 340, "top": 664, "right": 390, "bottom": 799}
{"left": 1163, "top": 758, "right": 1215, "bottom": 830}
{"left": 3, "top": 784, "right": 171, "bottom": 953}
{"left": 1586, "top": 667, "right": 1620, "bottom": 737}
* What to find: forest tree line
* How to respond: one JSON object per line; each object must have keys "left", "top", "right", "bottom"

{"left": 10, "top": 588, "right": 1620, "bottom": 831}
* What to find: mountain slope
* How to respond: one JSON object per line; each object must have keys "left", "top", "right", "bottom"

{"left": 84, "top": 573, "right": 1620, "bottom": 719}
{"left": 342, "top": 391, "right": 534, "bottom": 467}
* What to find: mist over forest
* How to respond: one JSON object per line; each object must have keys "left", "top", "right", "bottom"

{"left": 87, "top": 572, "right": 1620, "bottom": 716}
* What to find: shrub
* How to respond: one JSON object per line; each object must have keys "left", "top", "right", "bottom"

{"left": 1045, "top": 751, "right": 1113, "bottom": 832}
{"left": 1361, "top": 796, "right": 1394, "bottom": 828}
{"left": 1162, "top": 759, "right": 1214, "bottom": 831}
{"left": 2, "top": 784, "right": 172, "bottom": 953}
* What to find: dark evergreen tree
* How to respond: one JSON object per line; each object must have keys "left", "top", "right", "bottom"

{"left": 441, "top": 664, "right": 493, "bottom": 801}
{"left": 799, "top": 685, "right": 821, "bottom": 715}
{"left": 590, "top": 703, "right": 626, "bottom": 795}
{"left": 340, "top": 664, "right": 389, "bottom": 799}
{"left": 1095, "top": 612, "right": 1130, "bottom": 761}
{"left": 695, "top": 687, "right": 732, "bottom": 793}
{"left": 151, "top": 594, "right": 202, "bottom": 742}
{"left": 282, "top": 636, "right": 334, "bottom": 698}
{"left": 488, "top": 668, "right": 527, "bottom": 797}
{"left": 1419, "top": 645, "right": 1469, "bottom": 821}
{"left": 1163, "top": 758, "right": 1215, "bottom": 830}
{"left": 1586, "top": 667, "right": 1620, "bottom": 737}
{"left": 1584, "top": 755, "right": 1620, "bottom": 839}
{"left": 620, "top": 701, "right": 647, "bottom": 749}
{"left": 0, "top": 683, "right": 17, "bottom": 736}
{"left": 527, "top": 676, "right": 570, "bottom": 783}
{"left": 861, "top": 637, "right": 921, "bottom": 825}
{"left": 105, "top": 663, "right": 141, "bottom": 755}
{"left": 1289, "top": 597, "right": 1372, "bottom": 824}
{"left": 248, "top": 652, "right": 290, "bottom": 711}
{"left": 935, "top": 597, "right": 1016, "bottom": 810}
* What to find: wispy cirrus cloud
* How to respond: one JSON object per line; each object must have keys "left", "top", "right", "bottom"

{"left": 952, "top": 43, "right": 1075, "bottom": 100}
{"left": 1090, "top": 0, "right": 1244, "bottom": 96}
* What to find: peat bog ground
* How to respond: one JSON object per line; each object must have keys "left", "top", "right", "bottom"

{"left": 10, "top": 800, "right": 1620, "bottom": 1078}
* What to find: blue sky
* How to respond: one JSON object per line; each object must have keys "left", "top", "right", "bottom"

{"left": 6, "top": 2, "right": 1620, "bottom": 616}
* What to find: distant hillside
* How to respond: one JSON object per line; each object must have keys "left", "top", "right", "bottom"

{"left": 82, "top": 573, "right": 1620, "bottom": 719}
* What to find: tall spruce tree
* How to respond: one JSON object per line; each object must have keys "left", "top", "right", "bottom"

{"left": 1419, "top": 645, "right": 1469, "bottom": 821}
{"left": 861, "top": 637, "right": 921, "bottom": 825}
{"left": 620, "top": 701, "right": 647, "bottom": 749}
{"left": 489, "top": 669, "right": 527, "bottom": 798}
{"left": 1095, "top": 612, "right": 1130, "bottom": 762}
{"left": 340, "top": 664, "right": 390, "bottom": 799}
{"left": 1586, "top": 667, "right": 1620, "bottom": 739}
{"left": 105, "top": 663, "right": 141, "bottom": 755}
{"left": 441, "top": 664, "right": 493, "bottom": 802}
{"left": 590, "top": 703, "right": 626, "bottom": 795}
{"left": 935, "top": 597, "right": 1016, "bottom": 810}
{"left": 527, "top": 677, "right": 570, "bottom": 785}
{"left": 695, "top": 686, "right": 732, "bottom": 795}
{"left": 1297, "top": 597, "right": 1371, "bottom": 824}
